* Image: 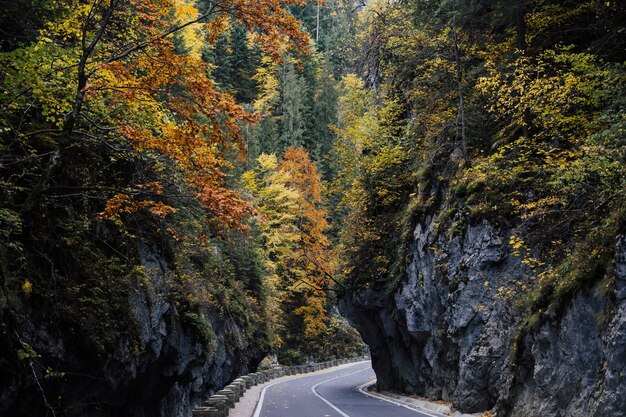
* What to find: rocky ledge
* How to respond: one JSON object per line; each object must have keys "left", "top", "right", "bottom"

{"left": 0, "top": 244, "right": 266, "bottom": 417}
{"left": 339, "top": 217, "right": 626, "bottom": 416}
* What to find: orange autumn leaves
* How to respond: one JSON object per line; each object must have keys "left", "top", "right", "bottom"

{"left": 243, "top": 147, "right": 333, "bottom": 344}
{"left": 12, "top": 0, "right": 335, "bottom": 349}
{"left": 69, "top": 0, "right": 320, "bottom": 229}
{"left": 97, "top": 41, "right": 256, "bottom": 228}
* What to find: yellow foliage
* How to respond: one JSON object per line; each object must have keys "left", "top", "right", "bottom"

{"left": 244, "top": 148, "right": 334, "bottom": 352}
{"left": 173, "top": 0, "right": 204, "bottom": 59}
{"left": 253, "top": 53, "right": 283, "bottom": 113}
{"left": 22, "top": 280, "right": 33, "bottom": 296}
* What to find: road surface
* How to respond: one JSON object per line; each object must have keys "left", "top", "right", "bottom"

{"left": 252, "top": 361, "right": 442, "bottom": 417}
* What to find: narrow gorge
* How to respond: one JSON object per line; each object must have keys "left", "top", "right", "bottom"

{"left": 1, "top": 0, "right": 625, "bottom": 416}
{"left": 340, "top": 217, "right": 626, "bottom": 416}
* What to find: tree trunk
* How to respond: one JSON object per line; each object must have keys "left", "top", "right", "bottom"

{"left": 316, "top": 1, "right": 320, "bottom": 43}
{"left": 451, "top": 0, "right": 470, "bottom": 168}
{"left": 514, "top": 0, "right": 530, "bottom": 140}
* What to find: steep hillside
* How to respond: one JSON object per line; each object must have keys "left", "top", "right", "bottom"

{"left": 2, "top": 0, "right": 625, "bottom": 416}
{"left": 340, "top": 216, "right": 626, "bottom": 415}
{"left": 1, "top": 226, "right": 269, "bottom": 417}
{"left": 0, "top": 0, "right": 360, "bottom": 415}
{"left": 335, "top": 1, "right": 626, "bottom": 416}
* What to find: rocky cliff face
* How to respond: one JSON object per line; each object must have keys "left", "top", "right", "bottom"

{"left": 499, "top": 232, "right": 626, "bottom": 417}
{"left": 339, "top": 216, "right": 626, "bottom": 416}
{"left": 1, "top": 244, "right": 265, "bottom": 417}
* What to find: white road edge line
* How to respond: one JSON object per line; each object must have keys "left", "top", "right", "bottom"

{"left": 310, "top": 366, "right": 372, "bottom": 417}
{"left": 251, "top": 378, "right": 283, "bottom": 417}
{"left": 252, "top": 361, "right": 370, "bottom": 417}
{"left": 355, "top": 381, "right": 446, "bottom": 417}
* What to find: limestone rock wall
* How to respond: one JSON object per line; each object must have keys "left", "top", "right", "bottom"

{"left": 339, "top": 217, "right": 626, "bottom": 416}
{"left": 0, "top": 244, "right": 265, "bottom": 417}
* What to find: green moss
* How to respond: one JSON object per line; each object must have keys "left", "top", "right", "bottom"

{"left": 450, "top": 217, "right": 468, "bottom": 238}
{"left": 387, "top": 194, "right": 423, "bottom": 293}
{"left": 182, "top": 310, "right": 216, "bottom": 352}
{"left": 453, "top": 182, "right": 468, "bottom": 197}
{"left": 510, "top": 208, "right": 624, "bottom": 365}
{"left": 593, "top": 270, "right": 615, "bottom": 299}
{"left": 527, "top": 311, "right": 542, "bottom": 331}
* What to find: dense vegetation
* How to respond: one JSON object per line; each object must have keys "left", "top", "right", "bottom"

{"left": 331, "top": 0, "right": 626, "bottom": 334}
{"left": 1, "top": 0, "right": 625, "bottom": 415}
{"left": 0, "top": 0, "right": 361, "bottom": 414}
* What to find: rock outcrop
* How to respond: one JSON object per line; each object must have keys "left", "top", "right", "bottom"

{"left": 340, "top": 216, "right": 626, "bottom": 416}
{"left": 0, "top": 244, "right": 266, "bottom": 417}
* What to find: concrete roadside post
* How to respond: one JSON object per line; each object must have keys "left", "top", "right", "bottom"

{"left": 192, "top": 407, "right": 219, "bottom": 417}
{"left": 224, "top": 384, "right": 242, "bottom": 401}
{"left": 241, "top": 375, "right": 253, "bottom": 388}
{"left": 232, "top": 381, "right": 245, "bottom": 394}
{"left": 233, "top": 379, "right": 247, "bottom": 394}
{"left": 204, "top": 395, "right": 229, "bottom": 417}
{"left": 216, "top": 389, "right": 236, "bottom": 408}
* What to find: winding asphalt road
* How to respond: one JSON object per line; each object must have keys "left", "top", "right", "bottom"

{"left": 252, "top": 361, "right": 442, "bottom": 417}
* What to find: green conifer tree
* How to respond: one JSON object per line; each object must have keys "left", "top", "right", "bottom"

{"left": 279, "top": 62, "right": 307, "bottom": 149}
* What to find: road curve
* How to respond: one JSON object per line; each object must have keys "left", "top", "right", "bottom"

{"left": 252, "top": 361, "right": 441, "bottom": 417}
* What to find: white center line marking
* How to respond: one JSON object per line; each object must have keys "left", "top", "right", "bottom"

{"left": 311, "top": 366, "right": 372, "bottom": 417}
{"left": 252, "top": 362, "right": 369, "bottom": 417}
{"left": 253, "top": 362, "right": 443, "bottom": 417}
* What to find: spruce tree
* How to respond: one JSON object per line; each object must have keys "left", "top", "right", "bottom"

{"left": 279, "top": 62, "right": 307, "bottom": 149}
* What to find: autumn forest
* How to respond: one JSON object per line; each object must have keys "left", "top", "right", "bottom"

{"left": 1, "top": 0, "right": 625, "bottom": 416}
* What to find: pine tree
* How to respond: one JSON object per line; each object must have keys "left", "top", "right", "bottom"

{"left": 309, "top": 55, "right": 339, "bottom": 176}
{"left": 279, "top": 62, "right": 307, "bottom": 149}
{"left": 204, "top": 21, "right": 260, "bottom": 103}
